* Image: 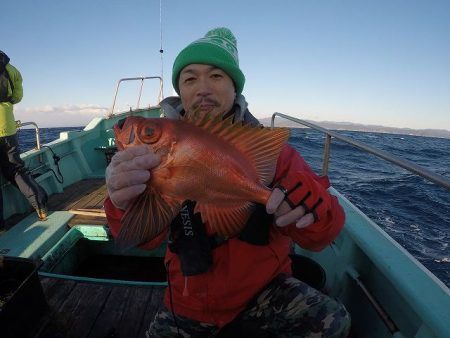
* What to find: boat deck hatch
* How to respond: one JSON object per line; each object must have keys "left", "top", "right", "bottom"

{"left": 39, "top": 225, "right": 167, "bottom": 286}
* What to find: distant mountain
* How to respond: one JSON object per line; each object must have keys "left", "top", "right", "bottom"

{"left": 259, "top": 117, "right": 450, "bottom": 139}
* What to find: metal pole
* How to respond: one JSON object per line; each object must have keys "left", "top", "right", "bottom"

{"left": 108, "top": 76, "right": 164, "bottom": 117}
{"left": 137, "top": 78, "right": 145, "bottom": 109}
{"left": 347, "top": 268, "right": 399, "bottom": 335}
{"left": 16, "top": 121, "right": 41, "bottom": 150}
{"left": 322, "top": 134, "right": 331, "bottom": 176}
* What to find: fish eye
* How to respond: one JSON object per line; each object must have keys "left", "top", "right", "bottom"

{"left": 138, "top": 123, "right": 161, "bottom": 144}
{"left": 144, "top": 127, "right": 154, "bottom": 136}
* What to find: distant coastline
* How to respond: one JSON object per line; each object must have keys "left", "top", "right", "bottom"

{"left": 259, "top": 118, "right": 450, "bottom": 139}
{"left": 26, "top": 119, "right": 450, "bottom": 140}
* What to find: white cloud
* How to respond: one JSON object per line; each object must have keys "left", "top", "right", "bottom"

{"left": 14, "top": 104, "right": 109, "bottom": 127}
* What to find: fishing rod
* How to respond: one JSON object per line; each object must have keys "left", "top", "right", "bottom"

{"left": 159, "top": 0, "right": 164, "bottom": 99}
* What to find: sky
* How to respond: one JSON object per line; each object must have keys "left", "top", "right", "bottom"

{"left": 3, "top": 0, "right": 450, "bottom": 130}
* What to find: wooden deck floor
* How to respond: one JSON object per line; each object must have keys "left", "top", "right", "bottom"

{"left": 4, "top": 179, "right": 167, "bottom": 337}
{"left": 48, "top": 179, "right": 106, "bottom": 211}
{"left": 33, "top": 278, "right": 164, "bottom": 338}
{"left": 5, "top": 178, "right": 108, "bottom": 229}
{"left": 34, "top": 179, "right": 165, "bottom": 337}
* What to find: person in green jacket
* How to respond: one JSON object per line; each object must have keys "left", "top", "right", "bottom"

{"left": 0, "top": 50, "right": 48, "bottom": 229}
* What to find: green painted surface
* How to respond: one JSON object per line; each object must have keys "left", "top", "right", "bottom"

{"left": 0, "top": 211, "right": 73, "bottom": 260}
{"left": 295, "top": 188, "right": 450, "bottom": 338}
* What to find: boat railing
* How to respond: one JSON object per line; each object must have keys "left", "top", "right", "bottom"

{"left": 271, "top": 112, "right": 450, "bottom": 191}
{"left": 109, "top": 76, "right": 164, "bottom": 117}
{"left": 16, "top": 120, "right": 41, "bottom": 150}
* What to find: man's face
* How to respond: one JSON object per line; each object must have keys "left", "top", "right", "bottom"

{"left": 178, "top": 64, "right": 236, "bottom": 117}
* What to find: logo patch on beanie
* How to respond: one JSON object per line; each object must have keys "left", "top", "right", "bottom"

{"left": 194, "top": 36, "right": 239, "bottom": 63}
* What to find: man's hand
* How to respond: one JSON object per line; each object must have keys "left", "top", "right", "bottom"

{"left": 266, "top": 188, "right": 315, "bottom": 229}
{"left": 106, "top": 145, "right": 160, "bottom": 210}
{"left": 266, "top": 172, "right": 331, "bottom": 229}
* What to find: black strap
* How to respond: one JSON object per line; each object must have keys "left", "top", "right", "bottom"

{"left": 168, "top": 201, "right": 213, "bottom": 276}
{"left": 0, "top": 64, "right": 14, "bottom": 103}
{"left": 238, "top": 203, "right": 272, "bottom": 245}
{"left": 0, "top": 51, "right": 9, "bottom": 72}
{"left": 209, "top": 234, "right": 228, "bottom": 249}
{"left": 168, "top": 201, "right": 273, "bottom": 276}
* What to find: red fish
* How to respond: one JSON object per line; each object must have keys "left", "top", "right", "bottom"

{"left": 113, "top": 110, "right": 289, "bottom": 248}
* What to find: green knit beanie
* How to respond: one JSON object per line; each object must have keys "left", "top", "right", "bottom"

{"left": 172, "top": 27, "right": 245, "bottom": 95}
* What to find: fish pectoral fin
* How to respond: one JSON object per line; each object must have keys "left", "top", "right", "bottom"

{"left": 196, "top": 202, "right": 254, "bottom": 237}
{"left": 116, "top": 189, "right": 181, "bottom": 249}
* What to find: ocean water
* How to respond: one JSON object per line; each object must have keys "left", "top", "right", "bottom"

{"left": 16, "top": 127, "right": 450, "bottom": 288}
{"left": 17, "top": 127, "right": 82, "bottom": 151}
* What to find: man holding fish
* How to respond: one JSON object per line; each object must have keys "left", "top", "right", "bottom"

{"left": 105, "top": 28, "right": 350, "bottom": 337}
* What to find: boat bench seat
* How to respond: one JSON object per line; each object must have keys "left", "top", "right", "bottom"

{"left": 0, "top": 212, "right": 73, "bottom": 259}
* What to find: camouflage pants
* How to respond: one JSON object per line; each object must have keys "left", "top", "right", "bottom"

{"left": 145, "top": 273, "right": 351, "bottom": 338}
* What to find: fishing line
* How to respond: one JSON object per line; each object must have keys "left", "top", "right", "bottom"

{"left": 14, "top": 129, "right": 63, "bottom": 184}
{"left": 12, "top": 128, "right": 53, "bottom": 181}
{"left": 40, "top": 145, "right": 64, "bottom": 184}
{"left": 159, "top": 0, "right": 164, "bottom": 86}
{"left": 165, "top": 260, "right": 181, "bottom": 338}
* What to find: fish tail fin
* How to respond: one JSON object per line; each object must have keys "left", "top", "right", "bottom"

{"left": 184, "top": 109, "right": 290, "bottom": 186}
{"left": 222, "top": 122, "right": 290, "bottom": 186}
{"left": 196, "top": 202, "right": 255, "bottom": 237}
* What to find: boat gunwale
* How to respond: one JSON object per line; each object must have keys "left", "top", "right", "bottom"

{"left": 332, "top": 188, "right": 450, "bottom": 337}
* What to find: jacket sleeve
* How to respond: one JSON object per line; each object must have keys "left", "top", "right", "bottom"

{"left": 273, "top": 145, "right": 345, "bottom": 251}
{"left": 104, "top": 197, "right": 168, "bottom": 250}
{"left": 6, "top": 64, "right": 23, "bottom": 104}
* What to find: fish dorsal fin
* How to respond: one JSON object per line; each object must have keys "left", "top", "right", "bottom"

{"left": 195, "top": 202, "right": 254, "bottom": 237}
{"left": 116, "top": 187, "right": 181, "bottom": 249}
{"left": 183, "top": 110, "right": 290, "bottom": 186}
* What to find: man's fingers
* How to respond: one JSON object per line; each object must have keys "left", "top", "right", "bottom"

{"left": 112, "top": 152, "right": 160, "bottom": 172}
{"left": 275, "top": 205, "right": 306, "bottom": 227}
{"left": 108, "top": 170, "right": 150, "bottom": 191}
{"left": 266, "top": 188, "right": 286, "bottom": 214}
{"left": 296, "top": 213, "right": 315, "bottom": 229}
{"left": 110, "top": 145, "right": 160, "bottom": 168}
{"left": 111, "top": 145, "right": 150, "bottom": 163}
{"left": 108, "top": 183, "right": 148, "bottom": 210}
{"left": 273, "top": 201, "right": 291, "bottom": 218}
{"left": 105, "top": 145, "right": 159, "bottom": 210}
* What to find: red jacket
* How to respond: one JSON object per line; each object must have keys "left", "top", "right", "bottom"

{"left": 104, "top": 145, "right": 345, "bottom": 327}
